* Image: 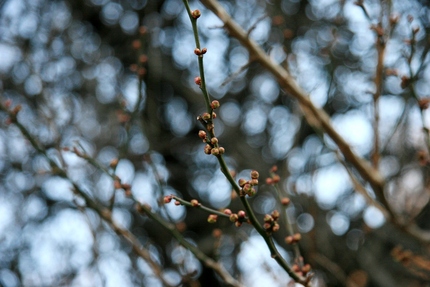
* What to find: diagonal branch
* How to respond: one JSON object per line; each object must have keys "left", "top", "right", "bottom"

{"left": 199, "top": 0, "right": 391, "bottom": 217}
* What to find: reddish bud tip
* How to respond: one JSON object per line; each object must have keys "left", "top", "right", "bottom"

{"left": 238, "top": 178, "right": 247, "bottom": 187}
{"left": 229, "top": 213, "right": 239, "bottom": 222}
{"left": 211, "top": 100, "right": 220, "bottom": 109}
{"left": 281, "top": 197, "right": 291, "bottom": 206}
{"left": 207, "top": 214, "right": 218, "bottom": 223}
{"left": 194, "top": 76, "right": 202, "bottom": 86}
{"left": 191, "top": 9, "right": 201, "bottom": 19}
{"left": 238, "top": 210, "right": 246, "bottom": 218}
{"left": 164, "top": 195, "right": 172, "bottom": 203}
{"left": 190, "top": 199, "right": 200, "bottom": 207}
{"left": 198, "top": 130, "right": 207, "bottom": 140}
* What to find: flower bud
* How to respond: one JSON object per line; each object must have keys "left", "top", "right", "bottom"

{"left": 238, "top": 178, "right": 247, "bottom": 187}
{"left": 202, "top": 112, "right": 211, "bottom": 120}
{"left": 250, "top": 170, "right": 259, "bottom": 179}
{"left": 285, "top": 236, "right": 294, "bottom": 244}
{"left": 194, "top": 76, "right": 202, "bottom": 86}
{"left": 198, "top": 130, "right": 207, "bottom": 140}
{"left": 191, "top": 199, "right": 200, "bottom": 207}
{"left": 264, "top": 214, "right": 274, "bottom": 223}
{"left": 207, "top": 214, "right": 218, "bottom": 223}
{"left": 210, "top": 137, "right": 218, "bottom": 145}
{"left": 235, "top": 221, "right": 242, "bottom": 227}
{"left": 194, "top": 48, "right": 201, "bottom": 55}
{"left": 271, "top": 210, "right": 280, "bottom": 220}
{"left": 211, "top": 148, "right": 220, "bottom": 156}
{"left": 281, "top": 197, "right": 290, "bottom": 206}
{"left": 223, "top": 209, "right": 232, "bottom": 215}
{"left": 164, "top": 195, "right": 172, "bottom": 203}
{"left": 201, "top": 48, "right": 207, "bottom": 54}
{"left": 229, "top": 213, "right": 239, "bottom": 222}
{"left": 238, "top": 210, "right": 246, "bottom": 218}
{"left": 272, "top": 222, "right": 280, "bottom": 232}
{"left": 204, "top": 144, "right": 212, "bottom": 155}
{"left": 293, "top": 233, "right": 301, "bottom": 242}
{"left": 191, "top": 9, "right": 201, "bottom": 19}
{"left": 218, "top": 147, "right": 225, "bottom": 154}
{"left": 272, "top": 174, "right": 281, "bottom": 183}
{"left": 211, "top": 100, "right": 220, "bottom": 109}
{"left": 174, "top": 200, "right": 181, "bottom": 206}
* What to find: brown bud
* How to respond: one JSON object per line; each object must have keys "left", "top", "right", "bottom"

{"left": 266, "top": 178, "right": 274, "bottom": 185}
{"left": 229, "top": 213, "right": 239, "bottom": 222}
{"left": 164, "top": 195, "right": 172, "bottom": 203}
{"left": 212, "top": 228, "right": 222, "bottom": 238}
{"left": 204, "top": 144, "right": 212, "bottom": 155}
{"left": 211, "top": 148, "right": 220, "bottom": 156}
{"left": 293, "top": 233, "right": 302, "bottom": 242}
{"left": 281, "top": 197, "right": 291, "bottom": 206}
{"left": 207, "top": 214, "right": 218, "bottom": 223}
{"left": 271, "top": 210, "right": 280, "bottom": 220}
{"left": 139, "top": 26, "right": 147, "bottom": 35}
{"left": 191, "top": 9, "right": 201, "bottom": 19}
{"left": 194, "top": 76, "right": 202, "bottom": 86}
{"left": 190, "top": 199, "right": 200, "bottom": 207}
{"left": 419, "top": 98, "right": 430, "bottom": 110}
{"left": 223, "top": 209, "right": 232, "bottom": 215}
{"left": 250, "top": 170, "right": 259, "bottom": 179}
{"left": 285, "top": 236, "right": 294, "bottom": 244}
{"left": 238, "top": 178, "right": 247, "bottom": 187}
{"left": 109, "top": 158, "right": 119, "bottom": 168}
{"left": 202, "top": 112, "right": 211, "bottom": 120}
{"left": 264, "top": 214, "right": 274, "bottom": 223}
{"left": 272, "top": 174, "right": 281, "bottom": 183}
{"left": 250, "top": 179, "right": 258, "bottom": 186}
{"left": 218, "top": 147, "right": 225, "bottom": 154}
{"left": 139, "top": 54, "right": 148, "bottom": 63}
{"left": 401, "top": 76, "right": 410, "bottom": 89}
{"left": 210, "top": 137, "right": 218, "bottom": 145}
{"left": 201, "top": 48, "right": 207, "bottom": 54}
{"left": 114, "top": 180, "right": 122, "bottom": 189}
{"left": 211, "top": 100, "right": 220, "bottom": 109}
{"left": 272, "top": 222, "right": 280, "bottom": 232}
{"left": 132, "top": 40, "right": 141, "bottom": 50}
{"left": 238, "top": 210, "right": 246, "bottom": 218}
{"left": 194, "top": 48, "right": 201, "bottom": 55}
{"left": 198, "top": 130, "right": 207, "bottom": 140}
{"left": 174, "top": 200, "right": 181, "bottom": 206}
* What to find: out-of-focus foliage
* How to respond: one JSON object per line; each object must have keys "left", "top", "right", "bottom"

{"left": 1, "top": 0, "right": 430, "bottom": 286}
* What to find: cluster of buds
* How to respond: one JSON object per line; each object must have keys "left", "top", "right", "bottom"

{"left": 198, "top": 129, "right": 225, "bottom": 156}
{"left": 225, "top": 209, "right": 247, "bottom": 227}
{"left": 285, "top": 233, "right": 302, "bottom": 244}
{"left": 263, "top": 210, "right": 280, "bottom": 233}
{"left": 114, "top": 178, "right": 132, "bottom": 196}
{"left": 238, "top": 170, "right": 259, "bottom": 197}
{"left": 194, "top": 47, "right": 207, "bottom": 56}
{"left": 3, "top": 100, "right": 22, "bottom": 125}
{"left": 265, "top": 165, "right": 281, "bottom": 185}
{"left": 292, "top": 263, "right": 312, "bottom": 277}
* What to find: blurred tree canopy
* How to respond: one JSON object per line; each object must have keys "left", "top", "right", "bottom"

{"left": 1, "top": 0, "right": 430, "bottom": 286}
